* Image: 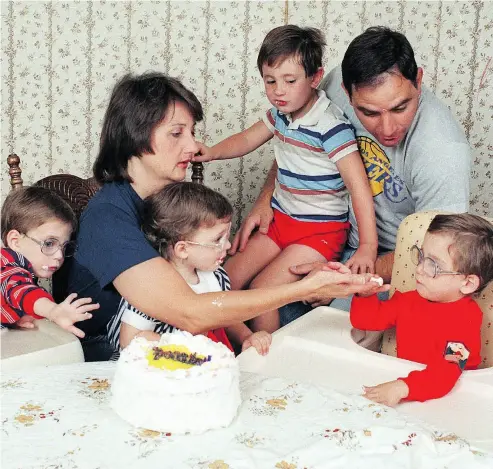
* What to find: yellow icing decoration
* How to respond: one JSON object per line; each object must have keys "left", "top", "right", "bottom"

{"left": 146, "top": 345, "right": 206, "bottom": 370}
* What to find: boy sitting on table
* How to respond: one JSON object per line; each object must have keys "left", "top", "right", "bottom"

{"left": 351, "top": 213, "right": 493, "bottom": 406}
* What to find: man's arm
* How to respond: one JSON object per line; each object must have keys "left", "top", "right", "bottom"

{"left": 375, "top": 252, "right": 394, "bottom": 284}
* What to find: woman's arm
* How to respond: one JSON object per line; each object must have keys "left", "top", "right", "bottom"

{"left": 113, "top": 256, "right": 374, "bottom": 334}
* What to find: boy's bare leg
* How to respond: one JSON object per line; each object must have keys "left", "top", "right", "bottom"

{"left": 224, "top": 231, "right": 281, "bottom": 291}
{"left": 249, "top": 244, "right": 327, "bottom": 333}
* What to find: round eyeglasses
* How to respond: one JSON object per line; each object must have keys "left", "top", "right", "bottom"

{"left": 410, "top": 245, "right": 463, "bottom": 279}
{"left": 184, "top": 224, "right": 231, "bottom": 252}
{"left": 24, "top": 234, "right": 77, "bottom": 257}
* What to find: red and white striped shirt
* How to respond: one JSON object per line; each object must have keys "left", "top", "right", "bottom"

{"left": 1, "top": 248, "right": 52, "bottom": 324}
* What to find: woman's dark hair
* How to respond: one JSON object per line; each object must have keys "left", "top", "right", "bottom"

{"left": 142, "top": 182, "right": 233, "bottom": 260}
{"left": 1, "top": 186, "right": 77, "bottom": 245}
{"left": 342, "top": 26, "right": 418, "bottom": 97}
{"left": 93, "top": 73, "right": 203, "bottom": 184}
{"left": 257, "top": 25, "right": 326, "bottom": 77}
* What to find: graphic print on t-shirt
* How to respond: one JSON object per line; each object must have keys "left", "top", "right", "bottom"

{"left": 357, "top": 136, "right": 407, "bottom": 204}
{"left": 444, "top": 341, "right": 470, "bottom": 370}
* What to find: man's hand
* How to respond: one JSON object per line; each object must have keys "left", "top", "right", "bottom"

{"left": 362, "top": 380, "right": 409, "bottom": 407}
{"left": 345, "top": 243, "right": 377, "bottom": 274}
{"left": 229, "top": 199, "right": 273, "bottom": 255}
{"left": 242, "top": 331, "right": 272, "bottom": 356}
{"left": 192, "top": 142, "right": 214, "bottom": 162}
{"left": 291, "top": 261, "right": 389, "bottom": 306}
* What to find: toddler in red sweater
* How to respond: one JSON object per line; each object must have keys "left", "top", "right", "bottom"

{"left": 351, "top": 213, "right": 493, "bottom": 406}
{"left": 1, "top": 186, "right": 99, "bottom": 337}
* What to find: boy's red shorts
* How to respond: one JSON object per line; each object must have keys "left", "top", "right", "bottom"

{"left": 266, "top": 209, "right": 349, "bottom": 261}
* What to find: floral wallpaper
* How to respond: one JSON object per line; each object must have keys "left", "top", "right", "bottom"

{"left": 1, "top": 1, "right": 492, "bottom": 226}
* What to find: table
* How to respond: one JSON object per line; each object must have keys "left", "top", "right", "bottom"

{"left": 238, "top": 306, "right": 493, "bottom": 452}
{"left": 2, "top": 340, "right": 493, "bottom": 468}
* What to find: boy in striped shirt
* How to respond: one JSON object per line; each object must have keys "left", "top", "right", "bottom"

{"left": 195, "top": 25, "right": 377, "bottom": 333}
{"left": 1, "top": 187, "right": 98, "bottom": 337}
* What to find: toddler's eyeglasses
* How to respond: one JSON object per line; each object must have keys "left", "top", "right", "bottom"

{"left": 24, "top": 234, "right": 77, "bottom": 257}
{"left": 184, "top": 224, "right": 231, "bottom": 252}
{"left": 410, "top": 245, "right": 463, "bottom": 279}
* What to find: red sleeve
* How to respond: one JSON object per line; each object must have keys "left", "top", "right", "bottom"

{"left": 3, "top": 269, "right": 51, "bottom": 319}
{"left": 400, "top": 306, "right": 482, "bottom": 402}
{"left": 350, "top": 291, "right": 405, "bottom": 331}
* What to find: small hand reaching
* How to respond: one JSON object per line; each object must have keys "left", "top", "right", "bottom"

{"left": 46, "top": 293, "right": 99, "bottom": 338}
{"left": 362, "top": 380, "right": 409, "bottom": 407}
{"left": 192, "top": 142, "right": 214, "bottom": 163}
{"left": 242, "top": 331, "right": 272, "bottom": 356}
{"left": 15, "top": 315, "right": 36, "bottom": 329}
{"left": 345, "top": 244, "right": 377, "bottom": 274}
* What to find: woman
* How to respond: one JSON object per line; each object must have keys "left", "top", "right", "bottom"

{"left": 68, "top": 72, "right": 384, "bottom": 359}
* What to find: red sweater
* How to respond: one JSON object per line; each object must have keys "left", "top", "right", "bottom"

{"left": 351, "top": 290, "right": 482, "bottom": 402}
{"left": 1, "top": 248, "right": 52, "bottom": 324}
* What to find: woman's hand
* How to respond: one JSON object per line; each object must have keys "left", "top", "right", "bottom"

{"left": 294, "top": 262, "right": 389, "bottom": 306}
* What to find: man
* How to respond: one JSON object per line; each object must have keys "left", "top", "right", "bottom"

{"left": 223, "top": 26, "right": 470, "bottom": 337}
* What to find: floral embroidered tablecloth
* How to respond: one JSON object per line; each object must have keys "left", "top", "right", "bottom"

{"left": 1, "top": 362, "right": 492, "bottom": 469}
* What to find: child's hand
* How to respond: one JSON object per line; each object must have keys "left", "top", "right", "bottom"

{"left": 192, "top": 142, "right": 214, "bottom": 163}
{"left": 242, "top": 331, "right": 272, "bottom": 356}
{"left": 15, "top": 316, "right": 36, "bottom": 329}
{"left": 47, "top": 293, "right": 99, "bottom": 339}
{"left": 345, "top": 244, "right": 377, "bottom": 274}
{"left": 362, "top": 380, "right": 409, "bottom": 407}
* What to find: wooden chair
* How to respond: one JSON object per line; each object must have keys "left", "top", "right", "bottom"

{"left": 7, "top": 154, "right": 204, "bottom": 301}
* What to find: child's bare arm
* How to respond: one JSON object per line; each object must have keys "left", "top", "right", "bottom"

{"left": 194, "top": 121, "right": 273, "bottom": 162}
{"left": 336, "top": 151, "right": 378, "bottom": 274}
{"left": 120, "top": 322, "right": 160, "bottom": 349}
{"left": 33, "top": 293, "right": 99, "bottom": 338}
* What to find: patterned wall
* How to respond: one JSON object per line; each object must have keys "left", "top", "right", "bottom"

{"left": 2, "top": 1, "right": 492, "bottom": 229}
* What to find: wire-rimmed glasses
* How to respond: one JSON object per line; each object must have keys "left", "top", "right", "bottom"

{"left": 410, "top": 245, "right": 463, "bottom": 278}
{"left": 184, "top": 224, "right": 231, "bottom": 252}
{"left": 24, "top": 234, "right": 77, "bottom": 257}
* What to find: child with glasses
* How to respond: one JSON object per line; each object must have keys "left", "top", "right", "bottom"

{"left": 1, "top": 186, "right": 99, "bottom": 337}
{"left": 350, "top": 213, "right": 493, "bottom": 406}
{"left": 113, "top": 182, "right": 272, "bottom": 355}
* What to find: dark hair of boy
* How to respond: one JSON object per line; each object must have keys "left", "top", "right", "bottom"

{"left": 1, "top": 186, "right": 77, "bottom": 245}
{"left": 257, "top": 25, "right": 326, "bottom": 77}
{"left": 142, "top": 182, "right": 233, "bottom": 259}
{"left": 93, "top": 73, "right": 204, "bottom": 184}
{"left": 341, "top": 26, "right": 418, "bottom": 97}
{"left": 428, "top": 213, "right": 493, "bottom": 293}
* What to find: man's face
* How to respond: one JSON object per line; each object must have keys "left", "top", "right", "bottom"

{"left": 346, "top": 68, "right": 423, "bottom": 147}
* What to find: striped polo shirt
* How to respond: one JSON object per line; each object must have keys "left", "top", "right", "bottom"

{"left": 263, "top": 90, "right": 358, "bottom": 222}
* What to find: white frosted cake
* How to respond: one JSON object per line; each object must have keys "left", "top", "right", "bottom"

{"left": 110, "top": 331, "right": 241, "bottom": 434}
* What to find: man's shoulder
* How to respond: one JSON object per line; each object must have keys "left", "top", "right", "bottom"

{"left": 410, "top": 87, "right": 468, "bottom": 145}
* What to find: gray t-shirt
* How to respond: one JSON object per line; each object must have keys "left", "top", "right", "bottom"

{"left": 321, "top": 66, "right": 470, "bottom": 251}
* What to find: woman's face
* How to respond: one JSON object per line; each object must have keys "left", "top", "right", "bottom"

{"left": 143, "top": 101, "right": 199, "bottom": 186}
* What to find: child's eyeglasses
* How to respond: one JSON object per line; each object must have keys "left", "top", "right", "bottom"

{"left": 410, "top": 245, "right": 463, "bottom": 278}
{"left": 24, "top": 234, "right": 77, "bottom": 257}
{"left": 184, "top": 225, "right": 231, "bottom": 252}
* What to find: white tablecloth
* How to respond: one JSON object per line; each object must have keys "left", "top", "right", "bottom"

{"left": 1, "top": 362, "right": 492, "bottom": 468}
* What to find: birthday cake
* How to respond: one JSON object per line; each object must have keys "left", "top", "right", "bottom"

{"left": 110, "top": 331, "right": 241, "bottom": 434}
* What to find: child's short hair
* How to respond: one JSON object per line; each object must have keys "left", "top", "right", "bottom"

{"left": 1, "top": 186, "right": 77, "bottom": 245}
{"left": 142, "top": 182, "right": 233, "bottom": 259}
{"left": 257, "top": 25, "right": 326, "bottom": 77}
{"left": 428, "top": 213, "right": 493, "bottom": 293}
